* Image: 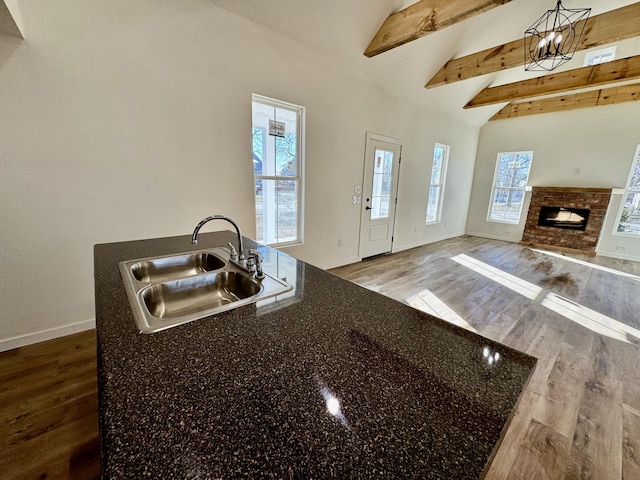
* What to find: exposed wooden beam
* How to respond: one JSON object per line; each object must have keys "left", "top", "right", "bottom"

{"left": 465, "top": 55, "right": 640, "bottom": 109}
{"left": 426, "top": 2, "right": 640, "bottom": 88}
{"left": 489, "top": 83, "right": 640, "bottom": 120}
{"left": 364, "top": 0, "right": 512, "bottom": 58}
{"left": 0, "top": 0, "right": 23, "bottom": 38}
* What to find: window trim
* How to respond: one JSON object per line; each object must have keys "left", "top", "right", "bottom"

{"left": 426, "top": 143, "right": 450, "bottom": 224}
{"left": 251, "top": 94, "right": 305, "bottom": 247}
{"left": 487, "top": 151, "right": 533, "bottom": 225}
{"left": 612, "top": 144, "right": 640, "bottom": 237}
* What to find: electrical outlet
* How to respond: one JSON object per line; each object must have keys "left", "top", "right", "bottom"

{"left": 337, "top": 237, "right": 342, "bottom": 247}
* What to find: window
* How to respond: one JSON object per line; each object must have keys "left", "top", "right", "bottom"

{"left": 426, "top": 143, "right": 449, "bottom": 223}
{"left": 488, "top": 151, "right": 533, "bottom": 224}
{"left": 614, "top": 144, "right": 640, "bottom": 236}
{"left": 251, "top": 95, "right": 304, "bottom": 246}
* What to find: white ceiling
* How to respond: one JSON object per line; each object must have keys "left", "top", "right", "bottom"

{"left": 210, "top": 0, "right": 640, "bottom": 127}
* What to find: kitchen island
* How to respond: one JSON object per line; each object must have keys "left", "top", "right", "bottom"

{"left": 94, "top": 231, "right": 536, "bottom": 479}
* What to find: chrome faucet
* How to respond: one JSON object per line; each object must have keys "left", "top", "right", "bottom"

{"left": 191, "top": 215, "right": 245, "bottom": 263}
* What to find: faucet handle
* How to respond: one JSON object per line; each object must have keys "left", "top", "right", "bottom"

{"left": 247, "top": 249, "right": 265, "bottom": 280}
{"left": 246, "top": 256, "right": 257, "bottom": 274}
{"left": 247, "top": 249, "right": 263, "bottom": 262}
{"left": 227, "top": 242, "right": 238, "bottom": 261}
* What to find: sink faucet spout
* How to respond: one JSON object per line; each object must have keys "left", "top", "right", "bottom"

{"left": 191, "top": 215, "right": 245, "bottom": 261}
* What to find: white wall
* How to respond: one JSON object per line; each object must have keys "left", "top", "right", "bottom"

{"left": 465, "top": 102, "right": 640, "bottom": 260}
{"left": 0, "top": 0, "right": 479, "bottom": 348}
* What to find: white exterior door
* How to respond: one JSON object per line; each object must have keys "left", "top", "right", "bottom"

{"left": 359, "top": 134, "right": 402, "bottom": 259}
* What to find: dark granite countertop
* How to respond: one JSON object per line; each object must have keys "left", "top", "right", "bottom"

{"left": 94, "top": 231, "right": 536, "bottom": 479}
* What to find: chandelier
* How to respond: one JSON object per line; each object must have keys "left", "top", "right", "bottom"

{"left": 524, "top": 0, "right": 591, "bottom": 71}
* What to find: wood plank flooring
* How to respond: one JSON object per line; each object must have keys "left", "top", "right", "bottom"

{"left": 0, "top": 330, "right": 100, "bottom": 480}
{"left": 1, "top": 236, "right": 639, "bottom": 479}
{"left": 330, "top": 236, "right": 640, "bottom": 479}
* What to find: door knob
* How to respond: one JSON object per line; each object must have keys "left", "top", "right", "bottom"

{"left": 365, "top": 206, "right": 372, "bottom": 210}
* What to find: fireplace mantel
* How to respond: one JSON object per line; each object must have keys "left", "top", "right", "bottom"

{"left": 521, "top": 187, "right": 613, "bottom": 254}
{"left": 527, "top": 186, "right": 611, "bottom": 194}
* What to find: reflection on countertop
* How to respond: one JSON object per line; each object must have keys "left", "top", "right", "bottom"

{"left": 94, "top": 230, "right": 536, "bottom": 479}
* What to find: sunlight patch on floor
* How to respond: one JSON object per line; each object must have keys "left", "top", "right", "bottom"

{"left": 451, "top": 254, "right": 543, "bottom": 300}
{"left": 531, "top": 248, "right": 640, "bottom": 281}
{"left": 406, "top": 288, "right": 477, "bottom": 332}
{"left": 542, "top": 292, "right": 640, "bottom": 344}
{"left": 453, "top": 253, "right": 640, "bottom": 344}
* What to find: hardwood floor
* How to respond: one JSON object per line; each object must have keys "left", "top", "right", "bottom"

{"left": 330, "top": 236, "right": 640, "bottom": 479}
{"left": 1, "top": 236, "right": 639, "bottom": 479}
{"left": 0, "top": 330, "right": 100, "bottom": 480}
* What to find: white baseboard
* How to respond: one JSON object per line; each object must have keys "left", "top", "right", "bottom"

{"left": 318, "top": 256, "right": 361, "bottom": 270}
{"left": 464, "top": 231, "right": 522, "bottom": 243}
{"left": 392, "top": 231, "right": 466, "bottom": 253}
{"left": 319, "top": 232, "right": 467, "bottom": 269}
{"left": 596, "top": 249, "right": 640, "bottom": 262}
{"left": 0, "top": 319, "right": 96, "bottom": 352}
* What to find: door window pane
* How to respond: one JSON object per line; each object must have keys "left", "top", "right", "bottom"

{"left": 371, "top": 149, "right": 394, "bottom": 220}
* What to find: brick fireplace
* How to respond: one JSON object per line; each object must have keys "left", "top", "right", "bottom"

{"left": 521, "top": 187, "right": 612, "bottom": 254}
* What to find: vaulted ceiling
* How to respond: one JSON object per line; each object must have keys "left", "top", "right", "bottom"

{"left": 210, "top": 0, "right": 640, "bottom": 126}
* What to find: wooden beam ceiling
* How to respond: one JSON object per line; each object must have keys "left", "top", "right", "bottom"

{"left": 365, "top": 1, "right": 640, "bottom": 118}
{"left": 465, "top": 55, "right": 640, "bottom": 109}
{"left": 426, "top": 2, "right": 640, "bottom": 88}
{"left": 0, "top": 0, "right": 22, "bottom": 38}
{"left": 364, "top": 0, "right": 512, "bottom": 58}
{"left": 489, "top": 83, "right": 640, "bottom": 120}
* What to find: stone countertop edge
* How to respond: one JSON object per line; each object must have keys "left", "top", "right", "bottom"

{"left": 94, "top": 230, "right": 537, "bottom": 479}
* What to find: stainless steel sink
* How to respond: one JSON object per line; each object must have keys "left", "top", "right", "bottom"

{"left": 119, "top": 247, "right": 293, "bottom": 333}
{"left": 142, "top": 271, "right": 262, "bottom": 319}
{"left": 130, "top": 252, "right": 227, "bottom": 282}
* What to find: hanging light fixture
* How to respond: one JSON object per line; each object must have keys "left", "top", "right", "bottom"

{"left": 524, "top": 0, "right": 591, "bottom": 71}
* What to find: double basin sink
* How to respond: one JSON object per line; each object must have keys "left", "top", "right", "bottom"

{"left": 119, "top": 247, "right": 293, "bottom": 333}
